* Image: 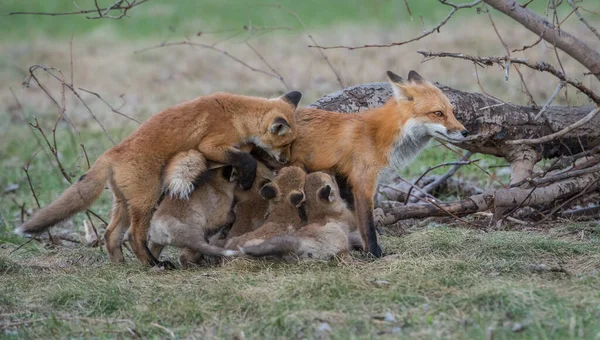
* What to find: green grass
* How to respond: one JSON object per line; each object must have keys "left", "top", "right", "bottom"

{"left": 2, "top": 228, "right": 600, "bottom": 338}
{"left": 1, "top": 0, "right": 590, "bottom": 41}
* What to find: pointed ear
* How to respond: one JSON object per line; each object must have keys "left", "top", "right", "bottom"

{"left": 280, "top": 91, "right": 302, "bottom": 108}
{"left": 386, "top": 70, "right": 404, "bottom": 84}
{"left": 269, "top": 117, "right": 291, "bottom": 136}
{"left": 318, "top": 184, "right": 335, "bottom": 202}
{"left": 221, "top": 165, "right": 238, "bottom": 182}
{"left": 288, "top": 190, "right": 306, "bottom": 208}
{"left": 259, "top": 183, "right": 279, "bottom": 200}
{"left": 387, "top": 70, "right": 411, "bottom": 102}
{"left": 408, "top": 70, "right": 425, "bottom": 83}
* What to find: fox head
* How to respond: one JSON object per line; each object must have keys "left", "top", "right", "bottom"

{"left": 304, "top": 172, "right": 345, "bottom": 220}
{"left": 255, "top": 91, "right": 302, "bottom": 164}
{"left": 386, "top": 70, "right": 468, "bottom": 143}
{"left": 259, "top": 166, "right": 306, "bottom": 208}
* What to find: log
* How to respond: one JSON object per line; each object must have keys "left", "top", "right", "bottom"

{"left": 376, "top": 171, "right": 600, "bottom": 224}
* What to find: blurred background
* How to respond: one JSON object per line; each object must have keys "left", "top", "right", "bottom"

{"left": 1, "top": 0, "right": 599, "bottom": 232}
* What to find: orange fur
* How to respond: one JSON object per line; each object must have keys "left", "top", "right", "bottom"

{"left": 17, "top": 91, "right": 302, "bottom": 266}
{"left": 290, "top": 71, "right": 467, "bottom": 257}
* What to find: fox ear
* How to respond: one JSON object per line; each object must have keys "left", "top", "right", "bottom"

{"left": 288, "top": 190, "right": 306, "bottom": 207}
{"left": 318, "top": 184, "right": 335, "bottom": 202}
{"left": 259, "top": 183, "right": 279, "bottom": 200}
{"left": 221, "top": 165, "right": 238, "bottom": 182}
{"left": 280, "top": 91, "right": 302, "bottom": 108}
{"left": 386, "top": 70, "right": 404, "bottom": 84}
{"left": 408, "top": 70, "right": 425, "bottom": 83}
{"left": 269, "top": 117, "right": 291, "bottom": 136}
{"left": 387, "top": 70, "right": 412, "bottom": 102}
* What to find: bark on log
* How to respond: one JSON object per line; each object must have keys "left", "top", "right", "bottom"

{"left": 376, "top": 171, "right": 600, "bottom": 223}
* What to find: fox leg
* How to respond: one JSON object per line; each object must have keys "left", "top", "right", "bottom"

{"left": 104, "top": 180, "right": 130, "bottom": 263}
{"left": 166, "top": 221, "right": 239, "bottom": 258}
{"left": 198, "top": 144, "right": 257, "bottom": 190}
{"left": 104, "top": 199, "right": 129, "bottom": 263}
{"left": 350, "top": 171, "right": 382, "bottom": 258}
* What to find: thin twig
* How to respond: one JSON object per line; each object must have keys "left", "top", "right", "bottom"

{"left": 534, "top": 81, "right": 565, "bottom": 120}
{"left": 135, "top": 41, "right": 282, "bottom": 81}
{"left": 263, "top": 4, "right": 345, "bottom": 88}
{"left": 566, "top": 0, "right": 600, "bottom": 42}
{"left": 9, "top": 0, "right": 149, "bottom": 19}
{"left": 404, "top": 156, "right": 478, "bottom": 205}
{"left": 79, "top": 88, "right": 140, "bottom": 124}
{"left": 507, "top": 107, "right": 600, "bottom": 145}
{"left": 417, "top": 51, "right": 600, "bottom": 104}
{"left": 245, "top": 42, "right": 289, "bottom": 90}
{"left": 308, "top": 0, "right": 482, "bottom": 50}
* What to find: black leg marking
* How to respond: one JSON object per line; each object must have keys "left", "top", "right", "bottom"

{"left": 366, "top": 211, "right": 382, "bottom": 258}
{"left": 335, "top": 174, "right": 355, "bottom": 211}
{"left": 227, "top": 151, "right": 257, "bottom": 190}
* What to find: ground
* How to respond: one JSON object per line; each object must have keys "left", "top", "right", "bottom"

{"left": 1, "top": 1, "right": 600, "bottom": 339}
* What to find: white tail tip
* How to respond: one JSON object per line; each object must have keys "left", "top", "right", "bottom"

{"left": 223, "top": 249, "right": 239, "bottom": 257}
{"left": 14, "top": 225, "right": 26, "bottom": 236}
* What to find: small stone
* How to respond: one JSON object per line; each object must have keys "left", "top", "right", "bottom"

{"left": 512, "top": 322, "right": 525, "bottom": 332}
{"left": 317, "top": 322, "right": 331, "bottom": 332}
{"left": 384, "top": 312, "right": 396, "bottom": 323}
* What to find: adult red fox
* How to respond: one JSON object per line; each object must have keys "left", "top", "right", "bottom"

{"left": 290, "top": 71, "right": 468, "bottom": 257}
{"left": 16, "top": 91, "right": 302, "bottom": 266}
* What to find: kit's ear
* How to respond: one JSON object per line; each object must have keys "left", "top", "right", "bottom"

{"left": 288, "top": 190, "right": 306, "bottom": 208}
{"left": 318, "top": 184, "right": 335, "bottom": 202}
{"left": 259, "top": 183, "right": 279, "bottom": 200}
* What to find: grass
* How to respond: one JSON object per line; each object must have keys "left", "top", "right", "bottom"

{"left": 1, "top": 0, "right": 592, "bottom": 41}
{"left": 2, "top": 1, "right": 600, "bottom": 338}
{"left": 2, "top": 227, "right": 600, "bottom": 338}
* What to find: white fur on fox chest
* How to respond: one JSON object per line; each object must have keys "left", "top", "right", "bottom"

{"left": 377, "top": 118, "right": 432, "bottom": 185}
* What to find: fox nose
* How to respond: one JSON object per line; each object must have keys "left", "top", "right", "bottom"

{"left": 460, "top": 129, "right": 470, "bottom": 138}
{"left": 277, "top": 157, "right": 290, "bottom": 164}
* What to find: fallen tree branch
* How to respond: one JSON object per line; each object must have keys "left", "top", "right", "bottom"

{"left": 8, "top": 0, "right": 149, "bottom": 19}
{"left": 377, "top": 170, "right": 600, "bottom": 223}
{"left": 508, "top": 107, "right": 600, "bottom": 145}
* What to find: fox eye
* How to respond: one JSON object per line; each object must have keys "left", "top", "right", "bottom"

{"left": 432, "top": 111, "right": 444, "bottom": 117}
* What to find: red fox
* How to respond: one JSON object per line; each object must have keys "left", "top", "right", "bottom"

{"left": 290, "top": 71, "right": 468, "bottom": 257}
{"left": 16, "top": 91, "right": 302, "bottom": 266}
{"left": 240, "top": 171, "right": 359, "bottom": 261}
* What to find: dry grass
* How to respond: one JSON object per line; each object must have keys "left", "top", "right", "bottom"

{"left": 2, "top": 16, "right": 599, "bottom": 131}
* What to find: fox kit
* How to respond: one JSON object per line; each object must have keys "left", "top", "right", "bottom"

{"left": 155, "top": 148, "right": 275, "bottom": 267}
{"left": 290, "top": 71, "right": 468, "bottom": 257}
{"left": 17, "top": 91, "right": 302, "bottom": 266}
{"left": 224, "top": 166, "right": 307, "bottom": 250}
{"left": 145, "top": 151, "right": 240, "bottom": 265}
{"left": 240, "top": 172, "right": 357, "bottom": 260}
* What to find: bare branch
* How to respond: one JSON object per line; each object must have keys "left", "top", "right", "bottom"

{"left": 508, "top": 107, "right": 600, "bottom": 145}
{"left": 308, "top": 0, "right": 482, "bottom": 50}
{"left": 534, "top": 81, "right": 565, "bottom": 120}
{"left": 79, "top": 88, "right": 140, "bottom": 124}
{"left": 566, "top": 0, "right": 600, "bottom": 42}
{"left": 483, "top": 0, "right": 600, "bottom": 81}
{"left": 417, "top": 51, "right": 600, "bottom": 104}
{"left": 245, "top": 42, "right": 289, "bottom": 90}
{"left": 9, "top": 0, "right": 149, "bottom": 19}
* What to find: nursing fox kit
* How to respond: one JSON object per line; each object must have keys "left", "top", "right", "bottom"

{"left": 17, "top": 91, "right": 302, "bottom": 266}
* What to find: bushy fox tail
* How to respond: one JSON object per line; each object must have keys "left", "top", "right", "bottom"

{"left": 16, "top": 157, "right": 111, "bottom": 235}
{"left": 239, "top": 235, "right": 300, "bottom": 258}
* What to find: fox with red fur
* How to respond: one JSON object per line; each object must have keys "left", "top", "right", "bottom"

{"left": 289, "top": 71, "right": 468, "bottom": 257}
